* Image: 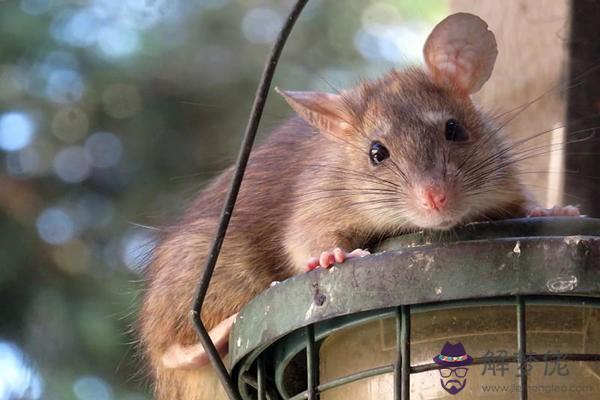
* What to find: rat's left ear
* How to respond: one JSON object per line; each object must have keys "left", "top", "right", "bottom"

{"left": 162, "top": 314, "right": 237, "bottom": 369}
{"left": 276, "top": 88, "right": 354, "bottom": 139}
{"left": 423, "top": 13, "right": 498, "bottom": 94}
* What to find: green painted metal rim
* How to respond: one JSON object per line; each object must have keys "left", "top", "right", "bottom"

{"left": 378, "top": 216, "right": 600, "bottom": 249}
{"left": 231, "top": 217, "right": 600, "bottom": 365}
{"left": 229, "top": 217, "right": 600, "bottom": 396}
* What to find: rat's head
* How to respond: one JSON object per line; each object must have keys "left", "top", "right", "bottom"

{"left": 279, "top": 13, "right": 517, "bottom": 231}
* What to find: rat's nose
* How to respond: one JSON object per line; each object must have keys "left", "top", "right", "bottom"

{"left": 420, "top": 185, "right": 448, "bottom": 211}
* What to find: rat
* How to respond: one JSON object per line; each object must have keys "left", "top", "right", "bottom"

{"left": 138, "top": 12, "right": 579, "bottom": 400}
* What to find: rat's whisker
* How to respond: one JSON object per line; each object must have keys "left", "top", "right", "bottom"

{"left": 459, "top": 113, "right": 600, "bottom": 178}
{"left": 489, "top": 60, "right": 600, "bottom": 123}
{"left": 293, "top": 192, "right": 406, "bottom": 206}
{"left": 300, "top": 163, "right": 403, "bottom": 190}
{"left": 460, "top": 125, "right": 599, "bottom": 180}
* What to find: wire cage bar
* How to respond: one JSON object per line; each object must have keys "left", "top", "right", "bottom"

{"left": 516, "top": 296, "right": 528, "bottom": 400}
{"left": 306, "top": 325, "right": 317, "bottom": 400}
{"left": 399, "top": 306, "right": 410, "bottom": 400}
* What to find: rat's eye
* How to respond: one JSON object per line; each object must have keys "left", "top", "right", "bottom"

{"left": 445, "top": 119, "right": 469, "bottom": 142}
{"left": 369, "top": 141, "right": 389, "bottom": 165}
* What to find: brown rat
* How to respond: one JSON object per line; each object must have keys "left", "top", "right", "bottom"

{"left": 138, "top": 13, "right": 578, "bottom": 400}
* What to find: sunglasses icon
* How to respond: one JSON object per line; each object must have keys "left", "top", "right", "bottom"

{"left": 439, "top": 368, "right": 468, "bottom": 378}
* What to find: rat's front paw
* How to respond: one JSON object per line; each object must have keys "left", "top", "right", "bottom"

{"left": 306, "top": 248, "right": 370, "bottom": 271}
{"left": 527, "top": 205, "right": 580, "bottom": 217}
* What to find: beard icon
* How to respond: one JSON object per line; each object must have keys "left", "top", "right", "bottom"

{"left": 440, "top": 377, "right": 467, "bottom": 395}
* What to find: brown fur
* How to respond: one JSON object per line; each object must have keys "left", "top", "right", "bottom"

{"left": 139, "top": 68, "right": 533, "bottom": 399}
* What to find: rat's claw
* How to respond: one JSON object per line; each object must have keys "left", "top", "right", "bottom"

{"left": 319, "top": 251, "right": 336, "bottom": 269}
{"left": 306, "top": 248, "right": 370, "bottom": 271}
{"left": 333, "top": 247, "right": 345, "bottom": 263}
{"left": 307, "top": 257, "right": 320, "bottom": 271}
{"left": 346, "top": 248, "right": 371, "bottom": 258}
{"left": 528, "top": 205, "right": 580, "bottom": 217}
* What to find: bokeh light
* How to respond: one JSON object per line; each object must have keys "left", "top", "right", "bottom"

{"left": 52, "top": 146, "right": 92, "bottom": 183}
{"left": 43, "top": 50, "right": 81, "bottom": 72}
{"left": 51, "top": 107, "right": 89, "bottom": 143}
{"left": 36, "top": 207, "right": 77, "bottom": 245}
{"left": 45, "top": 68, "right": 85, "bottom": 104}
{"left": 354, "top": 2, "right": 432, "bottom": 65}
{"left": 73, "top": 376, "right": 113, "bottom": 400}
{"left": 6, "top": 147, "right": 42, "bottom": 177}
{"left": 47, "top": 0, "right": 181, "bottom": 62}
{"left": 85, "top": 132, "right": 123, "bottom": 169}
{"left": 120, "top": 229, "right": 157, "bottom": 273}
{"left": 362, "top": 2, "right": 403, "bottom": 36}
{"left": 97, "top": 23, "right": 140, "bottom": 58}
{"left": 6, "top": 140, "right": 53, "bottom": 177}
{"left": 74, "top": 192, "right": 115, "bottom": 229}
{"left": 51, "top": 9, "right": 100, "bottom": 48}
{"left": 0, "top": 112, "right": 35, "bottom": 152}
{"left": 0, "top": 341, "right": 43, "bottom": 400}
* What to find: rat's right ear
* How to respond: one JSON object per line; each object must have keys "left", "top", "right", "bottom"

{"left": 276, "top": 88, "right": 354, "bottom": 139}
{"left": 423, "top": 13, "right": 498, "bottom": 94}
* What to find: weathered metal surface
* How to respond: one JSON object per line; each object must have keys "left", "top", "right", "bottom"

{"left": 230, "top": 217, "right": 600, "bottom": 370}
{"left": 378, "top": 216, "right": 600, "bottom": 249}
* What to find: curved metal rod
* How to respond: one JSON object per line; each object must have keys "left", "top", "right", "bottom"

{"left": 190, "top": 1, "right": 309, "bottom": 399}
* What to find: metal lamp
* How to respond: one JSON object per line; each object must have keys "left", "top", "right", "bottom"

{"left": 229, "top": 217, "right": 600, "bottom": 399}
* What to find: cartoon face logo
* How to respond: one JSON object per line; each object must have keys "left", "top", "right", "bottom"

{"left": 433, "top": 342, "right": 473, "bottom": 395}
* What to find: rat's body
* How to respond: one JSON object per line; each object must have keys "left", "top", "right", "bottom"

{"left": 140, "top": 70, "right": 531, "bottom": 399}
{"left": 139, "top": 14, "right": 578, "bottom": 400}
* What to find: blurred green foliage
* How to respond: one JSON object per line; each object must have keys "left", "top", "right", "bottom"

{"left": 0, "top": 0, "right": 446, "bottom": 399}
